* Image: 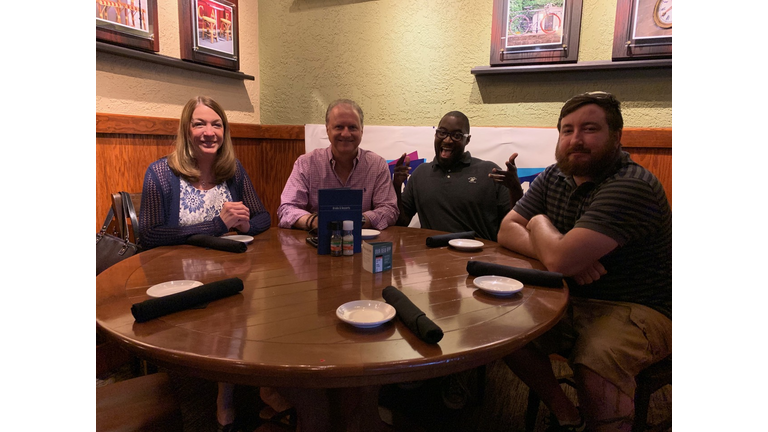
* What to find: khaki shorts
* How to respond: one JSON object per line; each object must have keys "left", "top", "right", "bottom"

{"left": 533, "top": 297, "right": 672, "bottom": 398}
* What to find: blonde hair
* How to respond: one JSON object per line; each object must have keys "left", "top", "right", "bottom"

{"left": 167, "top": 96, "right": 236, "bottom": 183}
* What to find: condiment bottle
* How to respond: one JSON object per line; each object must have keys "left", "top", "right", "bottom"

{"left": 330, "top": 221, "right": 342, "bottom": 257}
{"left": 342, "top": 220, "right": 354, "bottom": 256}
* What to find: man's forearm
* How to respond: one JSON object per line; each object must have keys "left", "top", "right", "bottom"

{"left": 527, "top": 216, "right": 614, "bottom": 276}
{"left": 527, "top": 216, "right": 566, "bottom": 271}
{"left": 394, "top": 189, "right": 411, "bottom": 226}
{"left": 292, "top": 213, "right": 316, "bottom": 231}
{"left": 497, "top": 218, "right": 537, "bottom": 259}
{"left": 508, "top": 186, "right": 524, "bottom": 208}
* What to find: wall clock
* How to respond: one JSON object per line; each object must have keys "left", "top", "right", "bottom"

{"left": 653, "top": 0, "right": 672, "bottom": 29}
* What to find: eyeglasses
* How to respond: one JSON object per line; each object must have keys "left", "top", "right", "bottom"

{"left": 435, "top": 128, "right": 470, "bottom": 142}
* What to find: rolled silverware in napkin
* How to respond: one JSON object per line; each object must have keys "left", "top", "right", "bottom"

{"left": 425, "top": 231, "right": 476, "bottom": 248}
{"left": 132, "top": 277, "right": 244, "bottom": 323}
{"left": 466, "top": 260, "right": 563, "bottom": 288}
{"left": 186, "top": 234, "right": 247, "bottom": 253}
{"left": 382, "top": 286, "right": 443, "bottom": 344}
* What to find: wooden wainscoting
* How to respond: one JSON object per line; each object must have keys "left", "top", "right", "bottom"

{"left": 620, "top": 128, "right": 672, "bottom": 206}
{"left": 96, "top": 114, "right": 671, "bottom": 232}
{"left": 96, "top": 113, "right": 305, "bottom": 232}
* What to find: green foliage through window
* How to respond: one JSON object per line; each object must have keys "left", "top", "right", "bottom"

{"left": 508, "top": 0, "right": 564, "bottom": 16}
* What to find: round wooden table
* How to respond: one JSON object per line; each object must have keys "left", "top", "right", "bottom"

{"left": 96, "top": 226, "right": 568, "bottom": 389}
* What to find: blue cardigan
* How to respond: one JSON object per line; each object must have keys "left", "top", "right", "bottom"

{"left": 138, "top": 158, "right": 271, "bottom": 250}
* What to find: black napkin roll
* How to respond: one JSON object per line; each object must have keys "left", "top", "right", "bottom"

{"left": 382, "top": 286, "right": 443, "bottom": 344}
{"left": 425, "top": 231, "right": 476, "bottom": 248}
{"left": 132, "top": 277, "right": 244, "bottom": 323}
{"left": 186, "top": 234, "right": 247, "bottom": 253}
{"left": 466, "top": 260, "right": 564, "bottom": 288}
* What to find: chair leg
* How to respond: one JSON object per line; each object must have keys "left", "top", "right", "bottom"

{"left": 475, "top": 364, "right": 486, "bottom": 404}
{"left": 632, "top": 356, "right": 672, "bottom": 432}
{"left": 525, "top": 388, "right": 541, "bottom": 432}
{"left": 632, "top": 381, "right": 652, "bottom": 432}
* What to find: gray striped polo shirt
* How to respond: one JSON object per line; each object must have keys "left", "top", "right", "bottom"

{"left": 514, "top": 150, "right": 672, "bottom": 318}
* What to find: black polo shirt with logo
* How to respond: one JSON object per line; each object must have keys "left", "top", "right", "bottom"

{"left": 401, "top": 151, "right": 511, "bottom": 241}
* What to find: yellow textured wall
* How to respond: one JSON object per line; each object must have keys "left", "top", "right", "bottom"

{"left": 258, "top": 0, "right": 671, "bottom": 128}
{"left": 96, "top": 1, "right": 261, "bottom": 123}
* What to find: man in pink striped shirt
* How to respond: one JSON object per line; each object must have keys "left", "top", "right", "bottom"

{"left": 277, "top": 99, "right": 399, "bottom": 231}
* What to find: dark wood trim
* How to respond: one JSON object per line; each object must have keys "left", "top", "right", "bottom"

{"left": 471, "top": 59, "right": 671, "bottom": 75}
{"left": 230, "top": 123, "right": 305, "bottom": 140}
{"left": 96, "top": 113, "right": 178, "bottom": 136}
{"left": 97, "top": 41, "right": 254, "bottom": 80}
{"left": 622, "top": 128, "right": 671, "bottom": 149}
{"left": 96, "top": 114, "right": 670, "bottom": 149}
{"left": 96, "top": 113, "right": 304, "bottom": 140}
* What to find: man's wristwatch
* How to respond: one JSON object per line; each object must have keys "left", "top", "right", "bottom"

{"left": 362, "top": 215, "right": 367, "bottom": 226}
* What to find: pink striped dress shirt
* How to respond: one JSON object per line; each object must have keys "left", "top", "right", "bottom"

{"left": 277, "top": 146, "right": 399, "bottom": 230}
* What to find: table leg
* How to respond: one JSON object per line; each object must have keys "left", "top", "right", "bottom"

{"left": 331, "top": 386, "right": 396, "bottom": 432}
{"left": 274, "top": 386, "right": 395, "bottom": 432}
{"left": 275, "top": 387, "right": 331, "bottom": 432}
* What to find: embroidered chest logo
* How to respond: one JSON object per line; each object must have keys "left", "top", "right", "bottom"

{"left": 468, "top": 177, "right": 477, "bottom": 184}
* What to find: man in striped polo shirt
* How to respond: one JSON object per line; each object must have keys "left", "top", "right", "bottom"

{"left": 497, "top": 92, "right": 671, "bottom": 432}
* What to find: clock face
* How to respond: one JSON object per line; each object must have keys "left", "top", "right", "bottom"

{"left": 654, "top": 0, "right": 672, "bottom": 29}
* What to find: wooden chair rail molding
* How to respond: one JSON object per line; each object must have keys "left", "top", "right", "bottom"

{"left": 96, "top": 113, "right": 671, "bottom": 232}
{"left": 96, "top": 113, "right": 304, "bottom": 139}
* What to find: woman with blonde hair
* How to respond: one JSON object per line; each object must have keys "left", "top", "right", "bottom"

{"left": 139, "top": 96, "right": 270, "bottom": 249}
{"left": 138, "top": 96, "right": 271, "bottom": 431}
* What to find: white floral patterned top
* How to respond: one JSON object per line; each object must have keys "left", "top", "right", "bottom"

{"left": 178, "top": 178, "right": 233, "bottom": 226}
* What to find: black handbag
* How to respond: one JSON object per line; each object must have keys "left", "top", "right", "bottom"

{"left": 96, "top": 192, "right": 141, "bottom": 275}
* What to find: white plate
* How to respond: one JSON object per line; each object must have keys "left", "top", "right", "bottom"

{"left": 146, "top": 280, "right": 204, "bottom": 298}
{"left": 361, "top": 229, "right": 380, "bottom": 240}
{"left": 448, "top": 239, "right": 484, "bottom": 251}
{"left": 221, "top": 235, "right": 253, "bottom": 244}
{"left": 336, "top": 300, "right": 396, "bottom": 328}
{"left": 473, "top": 276, "right": 524, "bottom": 296}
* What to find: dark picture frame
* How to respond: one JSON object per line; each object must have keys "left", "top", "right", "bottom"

{"left": 96, "top": 0, "right": 159, "bottom": 53}
{"left": 178, "top": 0, "right": 239, "bottom": 71}
{"left": 612, "top": 0, "right": 672, "bottom": 61}
{"left": 489, "top": 0, "right": 583, "bottom": 66}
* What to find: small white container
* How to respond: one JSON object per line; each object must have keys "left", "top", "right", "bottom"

{"left": 342, "top": 220, "right": 354, "bottom": 256}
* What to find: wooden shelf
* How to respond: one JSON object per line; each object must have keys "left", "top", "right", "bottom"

{"left": 96, "top": 41, "right": 255, "bottom": 81}
{"left": 471, "top": 59, "right": 671, "bottom": 75}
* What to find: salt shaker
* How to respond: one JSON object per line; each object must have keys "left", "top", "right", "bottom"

{"left": 342, "top": 220, "right": 354, "bottom": 256}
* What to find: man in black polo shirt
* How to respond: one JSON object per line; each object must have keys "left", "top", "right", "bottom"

{"left": 391, "top": 111, "right": 523, "bottom": 410}
{"left": 497, "top": 92, "right": 671, "bottom": 431}
{"left": 393, "top": 111, "right": 523, "bottom": 241}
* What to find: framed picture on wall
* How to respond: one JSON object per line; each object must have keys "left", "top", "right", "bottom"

{"left": 96, "top": 0, "right": 159, "bottom": 52}
{"left": 489, "top": 0, "right": 583, "bottom": 66}
{"left": 178, "top": 0, "right": 240, "bottom": 71}
{"left": 612, "top": 0, "right": 672, "bottom": 60}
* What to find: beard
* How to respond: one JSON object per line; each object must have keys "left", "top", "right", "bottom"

{"left": 555, "top": 138, "right": 620, "bottom": 178}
